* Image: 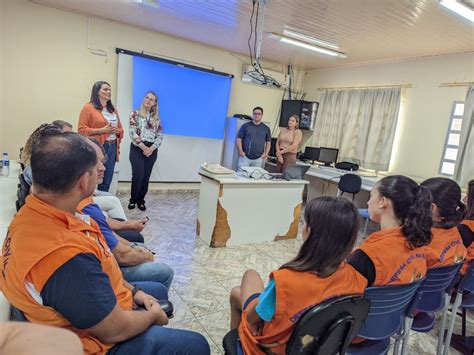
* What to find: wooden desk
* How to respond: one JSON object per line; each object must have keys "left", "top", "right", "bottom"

{"left": 197, "top": 169, "right": 308, "bottom": 247}
{"left": 265, "top": 161, "right": 379, "bottom": 208}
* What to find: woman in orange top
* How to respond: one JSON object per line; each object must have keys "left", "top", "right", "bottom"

{"left": 78, "top": 81, "right": 124, "bottom": 192}
{"left": 458, "top": 179, "right": 474, "bottom": 274}
{"left": 349, "top": 175, "right": 433, "bottom": 286}
{"left": 229, "top": 197, "right": 368, "bottom": 355}
{"left": 420, "top": 178, "right": 467, "bottom": 268}
{"left": 275, "top": 114, "right": 302, "bottom": 173}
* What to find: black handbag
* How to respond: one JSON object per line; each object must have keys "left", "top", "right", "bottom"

{"left": 335, "top": 161, "right": 359, "bottom": 171}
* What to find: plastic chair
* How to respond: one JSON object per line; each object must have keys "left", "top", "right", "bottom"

{"left": 409, "top": 263, "right": 462, "bottom": 355}
{"left": 338, "top": 174, "right": 362, "bottom": 201}
{"left": 223, "top": 295, "right": 370, "bottom": 355}
{"left": 442, "top": 262, "right": 474, "bottom": 355}
{"left": 347, "top": 280, "right": 424, "bottom": 355}
{"left": 358, "top": 209, "right": 370, "bottom": 237}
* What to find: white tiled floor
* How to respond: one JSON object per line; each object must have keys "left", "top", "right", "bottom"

{"left": 119, "top": 190, "right": 471, "bottom": 354}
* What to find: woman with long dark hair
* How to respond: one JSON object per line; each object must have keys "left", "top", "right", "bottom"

{"left": 275, "top": 114, "right": 302, "bottom": 173}
{"left": 229, "top": 197, "right": 367, "bottom": 355}
{"left": 420, "top": 178, "right": 467, "bottom": 268}
{"left": 78, "top": 81, "right": 124, "bottom": 192}
{"left": 458, "top": 180, "right": 473, "bottom": 274}
{"left": 128, "top": 91, "right": 163, "bottom": 211}
{"left": 349, "top": 175, "right": 433, "bottom": 286}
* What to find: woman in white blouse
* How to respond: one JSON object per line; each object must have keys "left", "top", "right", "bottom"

{"left": 128, "top": 91, "right": 163, "bottom": 211}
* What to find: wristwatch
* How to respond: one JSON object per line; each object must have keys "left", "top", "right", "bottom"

{"left": 131, "top": 285, "right": 141, "bottom": 297}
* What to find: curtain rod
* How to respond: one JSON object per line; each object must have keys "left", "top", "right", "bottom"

{"left": 439, "top": 81, "right": 474, "bottom": 88}
{"left": 317, "top": 84, "right": 412, "bottom": 91}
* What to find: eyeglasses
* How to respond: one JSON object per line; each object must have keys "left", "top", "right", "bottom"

{"left": 253, "top": 112, "right": 263, "bottom": 116}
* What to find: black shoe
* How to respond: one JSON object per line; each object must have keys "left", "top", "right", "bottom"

{"left": 137, "top": 202, "right": 146, "bottom": 211}
{"left": 128, "top": 202, "right": 136, "bottom": 210}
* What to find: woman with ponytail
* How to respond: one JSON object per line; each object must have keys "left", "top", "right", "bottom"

{"left": 420, "top": 178, "right": 467, "bottom": 268}
{"left": 348, "top": 175, "right": 433, "bottom": 286}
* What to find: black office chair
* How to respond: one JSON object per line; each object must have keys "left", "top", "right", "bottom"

{"left": 16, "top": 173, "right": 30, "bottom": 211}
{"left": 338, "top": 174, "right": 362, "bottom": 201}
{"left": 223, "top": 295, "right": 370, "bottom": 355}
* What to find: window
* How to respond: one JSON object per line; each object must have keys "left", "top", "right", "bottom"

{"left": 439, "top": 101, "right": 464, "bottom": 176}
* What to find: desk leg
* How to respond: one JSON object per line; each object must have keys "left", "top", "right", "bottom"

{"left": 275, "top": 202, "right": 301, "bottom": 240}
{"left": 210, "top": 201, "right": 231, "bottom": 247}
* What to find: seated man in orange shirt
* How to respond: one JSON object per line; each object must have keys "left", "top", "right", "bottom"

{"left": 0, "top": 132, "right": 209, "bottom": 355}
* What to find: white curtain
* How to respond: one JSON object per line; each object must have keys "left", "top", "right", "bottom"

{"left": 313, "top": 88, "right": 401, "bottom": 171}
{"left": 453, "top": 85, "right": 474, "bottom": 187}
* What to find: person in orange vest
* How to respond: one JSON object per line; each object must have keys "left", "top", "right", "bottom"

{"left": 420, "top": 178, "right": 467, "bottom": 268}
{"left": 0, "top": 132, "right": 210, "bottom": 355}
{"left": 348, "top": 175, "right": 433, "bottom": 286}
{"left": 458, "top": 179, "right": 474, "bottom": 274}
{"left": 229, "top": 197, "right": 368, "bottom": 355}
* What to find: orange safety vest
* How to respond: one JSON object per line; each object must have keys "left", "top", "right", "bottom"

{"left": 78, "top": 196, "right": 94, "bottom": 211}
{"left": 238, "top": 265, "right": 367, "bottom": 355}
{"left": 460, "top": 219, "right": 474, "bottom": 274}
{"left": 0, "top": 195, "right": 132, "bottom": 354}
{"left": 358, "top": 227, "right": 427, "bottom": 286}
{"left": 424, "top": 227, "right": 467, "bottom": 268}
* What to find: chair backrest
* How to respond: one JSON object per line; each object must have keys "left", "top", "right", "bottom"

{"left": 458, "top": 261, "right": 474, "bottom": 294}
{"left": 414, "top": 262, "right": 463, "bottom": 313}
{"left": 19, "top": 173, "right": 30, "bottom": 192}
{"left": 357, "top": 280, "right": 423, "bottom": 340}
{"left": 286, "top": 295, "right": 370, "bottom": 355}
{"left": 338, "top": 174, "right": 362, "bottom": 195}
{"left": 17, "top": 173, "right": 30, "bottom": 209}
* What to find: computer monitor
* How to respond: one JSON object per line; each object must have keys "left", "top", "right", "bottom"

{"left": 282, "top": 164, "right": 311, "bottom": 180}
{"left": 269, "top": 137, "right": 278, "bottom": 157}
{"left": 303, "top": 146, "right": 320, "bottom": 163}
{"left": 318, "top": 147, "right": 339, "bottom": 166}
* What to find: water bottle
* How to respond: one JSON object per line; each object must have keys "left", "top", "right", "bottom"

{"left": 2, "top": 153, "right": 9, "bottom": 177}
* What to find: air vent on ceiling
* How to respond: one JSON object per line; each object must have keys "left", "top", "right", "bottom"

{"left": 133, "top": 0, "right": 160, "bottom": 9}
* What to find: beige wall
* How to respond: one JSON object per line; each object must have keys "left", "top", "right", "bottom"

{"left": 304, "top": 52, "right": 474, "bottom": 179}
{"left": 1, "top": 0, "right": 304, "bottom": 158}
{"left": 0, "top": 0, "right": 4, "bottom": 148}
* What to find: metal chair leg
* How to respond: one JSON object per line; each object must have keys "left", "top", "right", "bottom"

{"left": 437, "top": 293, "right": 450, "bottom": 355}
{"left": 443, "top": 293, "right": 463, "bottom": 355}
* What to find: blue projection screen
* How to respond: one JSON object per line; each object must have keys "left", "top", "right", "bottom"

{"left": 133, "top": 56, "right": 232, "bottom": 139}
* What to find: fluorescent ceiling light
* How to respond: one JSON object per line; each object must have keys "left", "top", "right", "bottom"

{"left": 269, "top": 33, "right": 347, "bottom": 59}
{"left": 283, "top": 29, "right": 340, "bottom": 50}
{"left": 440, "top": 0, "right": 474, "bottom": 22}
{"left": 133, "top": 0, "right": 160, "bottom": 9}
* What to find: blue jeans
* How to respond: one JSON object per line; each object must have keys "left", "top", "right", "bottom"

{"left": 107, "top": 325, "right": 210, "bottom": 355}
{"left": 131, "top": 281, "right": 169, "bottom": 301}
{"left": 121, "top": 258, "right": 174, "bottom": 291}
{"left": 98, "top": 141, "right": 117, "bottom": 192}
{"left": 108, "top": 282, "right": 210, "bottom": 355}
